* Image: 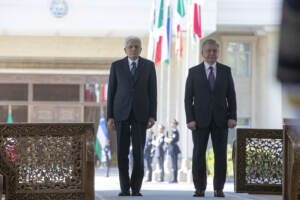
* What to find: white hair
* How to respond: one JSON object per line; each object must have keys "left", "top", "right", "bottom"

{"left": 201, "top": 39, "right": 220, "bottom": 50}
{"left": 124, "top": 36, "right": 142, "bottom": 48}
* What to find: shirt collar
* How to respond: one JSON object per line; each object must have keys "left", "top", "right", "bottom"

{"left": 128, "top": 57, "right": 139, "bottom": 68}
{"left": 204, "top": 61, "right": 216, "bottom": 71}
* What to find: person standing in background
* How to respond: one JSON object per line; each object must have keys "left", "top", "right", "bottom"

{"left": 154, "top": 124, "right": 166, "bottom": 182}
{"left": 144, "top": 130, "right": 154, "bottom": 182}
{"left": 167, "top": 119, "right": 181, "bottom": 183}
{"left": 103, "top": 139, "right": 111, "bottom": 177}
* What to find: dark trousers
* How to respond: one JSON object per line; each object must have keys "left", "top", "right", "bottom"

{"left": 115, "top": 112, "right": 147, "bottom": 193}
{"left": 157, "top": 155, "right": 164, "bottom": 181}
{"left": 104, "top": 160, "right": 110, "bottom": 177}
{"left": 170, "top": 154, "right": 178, "bottom": 181}
{"left": 192, "top": 121, "right": 228, "bottom": 191}
{"left": 145, "top": 157, "right": 153, "bottom": 181}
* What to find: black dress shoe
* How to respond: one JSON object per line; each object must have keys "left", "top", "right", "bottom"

{"left": 118, "top": 191, "right": 130, "bottom": 196}
{"left": 193, "top": 190, "right": 205, "bottom": 197}
{"left": 131, "top": 192, "right": 143, "bottom": 196}
{"left": 214, "top": 190, "right": 225, "bottom": 197}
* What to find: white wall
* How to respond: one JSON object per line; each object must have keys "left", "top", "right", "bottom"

{"left": 0, "top": 0, "right": 152, "bottom": 36}
{"left": 217, "top": 0, "right": 282, "bottom": 26}
{"left": 0, "top": 0, "right": 282, "bottom": 37}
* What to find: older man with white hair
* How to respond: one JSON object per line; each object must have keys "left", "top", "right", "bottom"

{"left": 107, "top": 36, "right": 157, "bottom": 196}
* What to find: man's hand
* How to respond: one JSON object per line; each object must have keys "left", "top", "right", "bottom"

{"left": 187, "top": 121, "right": 197, "bottom": 131}
{"left": 227, "top": 119, "right": 237, "bottom": 128}
{"left": 147, "top": 117, "right": 155, "bottom": 129}
{"left": 107, "top": 118, "right": 115, "bottom": 130}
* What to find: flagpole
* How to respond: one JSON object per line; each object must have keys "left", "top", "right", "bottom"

{"left": 166, "top": 2, "right": 172, "bottom": 128}
{"left": 179, "top": 0, "right": 193, "bottom": 182}
{"left": 175, "top": 56, "right": 180, "bottom": 121}
{"left": 166, "top": 61, "right": 171, "bottom": 127}
{"left": 175, "top": 0, "right": 185, "bottom": 123}
{"left": 159, "top": 64, "right": 164, "bottom": 125}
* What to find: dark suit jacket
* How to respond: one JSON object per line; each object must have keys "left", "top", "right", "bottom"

{"left": 184, "top": 62, "right": 237, "bottom": 128}
{"left": 107, "top": 56, "right": 157, "bottom": 122}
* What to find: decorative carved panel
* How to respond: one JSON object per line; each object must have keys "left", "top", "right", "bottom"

{"left": 0, "top": 123, "right": 94, "bottom": 200}
{"left": 234, "top": 128, "right": 283, "bottom": 194}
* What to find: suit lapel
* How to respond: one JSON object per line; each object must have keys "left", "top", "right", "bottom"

{"left": 198, "top": 63, "right": 210, "bottom": 88}
{"left": 122, "top": 57, "right": 132, "bottom": 82}
{"left": 214, "top": 62, "right": 223, "bottom": 91}
{"left": 133, "top": 56, "right": 144, "bottom": 85}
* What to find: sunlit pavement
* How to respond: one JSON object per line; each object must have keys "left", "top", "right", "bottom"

{"left": 94, "top": 168, "right": 281, "bottom": 200}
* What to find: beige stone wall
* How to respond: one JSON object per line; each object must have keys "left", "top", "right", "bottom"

{"left": 0, "top": 31, "right": 287, "bottom": 159}
{"left": 0, "top": 35, "right": 149, "bottom": 59}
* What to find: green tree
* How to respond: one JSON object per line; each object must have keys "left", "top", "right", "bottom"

{"left": 206, "top": 144, "right": 234, "bottom": 177}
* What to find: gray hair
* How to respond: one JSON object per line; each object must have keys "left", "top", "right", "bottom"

{"left": 201, "top": 39, "right": 220, "bottom": 50}
{"left": 124, "top": 36, "right": 142, "bottom": 48}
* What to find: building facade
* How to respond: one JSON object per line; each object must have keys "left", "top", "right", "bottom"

{"left": 0, "top": 0, "right": 292, "bottom": 163}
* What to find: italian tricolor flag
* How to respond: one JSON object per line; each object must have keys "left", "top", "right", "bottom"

{"left": 175, "top": 0, "right": 185, "bottom": 59}
{"left": 101, "top": 84, "right": 108, "bottom": 102}
{"left": 154, "top": 0, "right": 164, "bottom": 66}
{"left": 193, "top": 1, "right": 202, "bottom": 38}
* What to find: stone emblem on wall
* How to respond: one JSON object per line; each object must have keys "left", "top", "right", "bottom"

{"left": 50, "top": 0, "right": 68, "bottom": 18}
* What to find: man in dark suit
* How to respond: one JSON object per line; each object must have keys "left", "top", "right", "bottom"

{"left": 107, "top": 36, "right": 157, "bottom": 197}
{"left": 184, "top": 39, "right": 237, "bottom": 197}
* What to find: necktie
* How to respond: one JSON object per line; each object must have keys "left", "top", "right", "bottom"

{"left": 131, "top": 62, "right": 136, "bottom": 76}
{"left": 208, "top": 66, "right": 215, "bottom": 90}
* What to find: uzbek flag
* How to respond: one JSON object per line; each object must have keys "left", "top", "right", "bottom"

{"left": 95, "top": 113, "right": 109, "bottom": 162}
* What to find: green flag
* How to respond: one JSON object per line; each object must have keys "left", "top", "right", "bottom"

{"left": 177, "top": 0, "right": 185, "bottom": 17}
{"left": 7, "top": 106, "right": 13, "bottom": 123}
{"left": 95, "top": 138, "right": 102, "bottom": 162}
{"left": 157, "top": 0, "right": 164, "bottom": 28}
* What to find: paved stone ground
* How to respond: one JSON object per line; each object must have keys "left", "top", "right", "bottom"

{"left": 95, "top": 168, "right": 281, "bottom": 200}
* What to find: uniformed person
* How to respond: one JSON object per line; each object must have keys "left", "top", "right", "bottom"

{"left": 144, "top": 130, "right": 154, "bottom": 182}
{"left": 128, "top": 145, "right": 133, "bottom": 171}
{"left": 103, "top": 139, "right": 112, "bottom": 177}
{"left": 154, "top": 124, "right": 166, "bottom": 182}
{"left": 167, "top": 119, "right": 181, "bottom": 183}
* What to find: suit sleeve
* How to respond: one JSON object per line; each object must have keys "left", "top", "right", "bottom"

{"left": 184, "top": 69, "right": 195, "bottom": 123}
{"left": 107, "top": 63, "right": 117, "bottom": 119}
{"left": 148, "top": 63, "right": 157, "bottom": 120}
{"left": 226, "top": 68, "right": 237, "bottom": 120}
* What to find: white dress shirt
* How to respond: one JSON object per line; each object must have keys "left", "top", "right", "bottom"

{"left": 128, "top": 58, "right": 139, "bottom": 71}
{"left": 204, "top": 61, "right": 217, "bottom": 79}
